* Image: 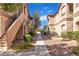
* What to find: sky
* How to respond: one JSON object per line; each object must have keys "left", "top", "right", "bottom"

{"left": 28, "top": 3, "right": 59, "bottom": 29}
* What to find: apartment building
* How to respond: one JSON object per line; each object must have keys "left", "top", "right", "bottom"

{"left": 73, "top": 3, "right": 79, "bottom": 31}
{"left": 47, "top": 15, "right": 55, "bottom": 34}
{"left": 47, "top": 3, "right": 73, "bottom": 36}
{"left": 0, "top": 4, "right": 29, "bottom": 51}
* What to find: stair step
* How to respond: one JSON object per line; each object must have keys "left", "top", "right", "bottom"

{"left": 0, "top": 42, "right": 5, "bottom": 44}
{"left": 0, "top": 45, "right": 5, "bottom": 47}
{"left": 0, "top": 39, "right": 6, "bottom": 41}
{"left": 0, "top": 34, "right": 7, "bottom": 51}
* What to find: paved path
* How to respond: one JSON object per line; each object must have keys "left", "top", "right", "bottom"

{"left": 45, "top": 37, "right": 76, "bottom": 56}
{"left": 34, "top": 33, "right": 50, "bottom": 56}
{"left": 0, "top": 32, "right": 75, "bottom": 56}
{"left": 0, "top": 32, "right": 50, "bottom": 56}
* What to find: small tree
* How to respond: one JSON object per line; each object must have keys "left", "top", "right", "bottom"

{"left": 33, "top": 10, "right": 41, "bottom": 31}
{"left": 0, "top": 3, "right": 22, "bottom": 13}
{"left": 43, "top": 26, "right": 47, "bottom": 31}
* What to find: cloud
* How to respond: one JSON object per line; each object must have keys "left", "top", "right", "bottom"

{"left": 40, "top": 26, "right": 44, "bottom": 29}
{"left": 40, "top": 15, "right": 48, "bottom": 27}
{"left": 40, "top": 15, "right": 47, "bottom": 21}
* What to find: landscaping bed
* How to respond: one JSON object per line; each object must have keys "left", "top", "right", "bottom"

{"left": 61, "top": 31, "right": 79, "bottom": 55}
{"left": 71, "top": 46, "right": 79, "bottom": 56}
{"left": 12, "top": 42, "right": 35, "bottom": 52}
{"left": 11, "top": 32, "right": 36, "bottom": 52}
{"left": 44, "top": 37, "right": 77, "bottom": 56}
{"left": 46, "top": 44, "right": 75, "bottom": 56}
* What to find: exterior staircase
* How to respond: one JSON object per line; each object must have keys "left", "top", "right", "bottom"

{"left": 0, "top": 4, "right": 29, "bottom": 52}
{"left": 0, "top": 35, "right": 7, "bottom": 51}
{"left": 6, "top": 13, "right": 25, "bottom": 47}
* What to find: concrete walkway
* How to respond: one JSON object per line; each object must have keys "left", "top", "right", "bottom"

{"left": 0, "top": 33, "right": 50, "bottom": 56}
{"left": 45, "top": 37, "right": 77, "bottom": 56}
{"left": 34, "top": 40, "right": 50, "bottom": 56}
{"left": 0, "top": 33, "right": 76, "bottom": 56}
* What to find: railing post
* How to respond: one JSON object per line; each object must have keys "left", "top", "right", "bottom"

{"left": 23, "top": 4, "right": 26, "bottom": 15}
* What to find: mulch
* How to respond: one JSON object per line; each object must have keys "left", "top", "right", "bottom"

{"left": 46, "top": 44, "right": 75, "bottom": 56}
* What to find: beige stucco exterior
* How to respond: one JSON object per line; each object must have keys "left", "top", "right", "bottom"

{"left": 47, "top": 15, "right": 55, "bottom": 33}
{"left": 73, "top": 3, "right": 79, "bottom": 31}
{"left": 48, "top": 3, "right": 73, "bottom": 36}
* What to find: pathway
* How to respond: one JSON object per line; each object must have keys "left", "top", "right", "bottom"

{"left": 0, "top": 32, "right": 76, "bottom": 56}
{"left": 34, "top": 33, "right": 50, "bottom": 56}
{"left": 0, "top": 32, "right": 50, "bottom": 56}
{"left": 45, "top": 37, "right": 77, "bottom": 56}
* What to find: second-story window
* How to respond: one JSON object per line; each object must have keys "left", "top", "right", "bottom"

{"left": 75, "top": 3, "right": 79, "bottom": 8}
{"left": 61, "top": 12, "right": 65, "bottom": 17}
{"left": 61, "top": 5, "right": 65, "bottom": 17}
{"left": 61, "top": 5, "right": 65, "bottom": 10}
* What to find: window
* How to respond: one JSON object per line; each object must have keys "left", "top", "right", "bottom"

{"left": 61, "top": 5, "right": 65, "bottom": 17}
{"left": 75, "top": 3, "right": 79, "bottom": 8}
{"left": 68, "top": 4, "right": 73, "bottom": 12}
{"left": 61, "top": 24, "right": 65, "bottom": 31}
{"left": 61, "top": 5, "right": 65, "bottom": 10}
{"left": 61, "top": 12, "right": 65, "bottom": 16}
{"left": 48, "top": 28, "right": 49, "bottom": 30}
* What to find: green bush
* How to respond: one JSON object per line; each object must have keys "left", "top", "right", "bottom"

{"left": 67, "top": 31, "right": 73, "bottom": 40}
{"left": 72, "top": 46, "right": 79, "bottom": 55}
{"left": 73, "top": 31, "right": 79, "bottom": 41}
{"left": 61, "top": 31, "right": 73, "bottom": 40}
{"left": 14, "top": 43, "right": 27, "bottom": 50}
{"left": 24, "top": 32, "right": 32, "bottom": 46}
{"left": 14, "top": 43, "right": 33, "bottom": 50}
{"left": 29, "top": 31, "right": 35, "bottom": 36}
{"left": 61, "top": 32, "right": 68, "bottom": 39}
{"left": 61, "top": 31, "right": 79, "bottom": 41}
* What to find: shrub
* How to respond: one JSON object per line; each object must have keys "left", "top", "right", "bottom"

{"left": 14, "top": 43, "right": 27, "bottom": 50}
{"left": 14, "top": 43, "right": 33, "bottom": 50}
{"left": 24, "top": 32, "right": 32, "bottom": 46}
{"left": 61, "top": 31, "right": 73, "bottom": 40}
{"left": 72, "top": 46, "right": 79, "bottom": 55}
{"left": 66, "top": 31, "right": 73, "bottom": 40}
{"left": 73, "top": 31, "right": 79, "bottom": 41}
{"left": 61, "top": 32, "right": 68, "bottom": 39}
{"left": 29, "top": 31, "right": 35, "bottom": 36}
{"left": 61, "top": 31, "right": 79, "bottom": 41}
{"left": 12, "top": 32, "right": 33, "bottom": 51}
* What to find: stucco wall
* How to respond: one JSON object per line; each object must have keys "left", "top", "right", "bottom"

{"left": 48, "top": 3, "right": 73, "bottom": 36}
{"left": 55, "top": 20, "right": 67, "bottom": 35}
{"left": 48, "top": 25, "right": 55, "bottom": 33}
{"left": 73, "top": 16, "right": 79, "bottom": 31}
{"left": 73, "top": 3, "right": 79, "bottom": 31}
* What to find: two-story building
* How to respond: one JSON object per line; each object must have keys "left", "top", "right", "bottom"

{"left": 47, "top": 15, "right": 55, "bottom": 34}
{"left": 73, "top": 3, "right": 79, "bottom": 31}
{"left": 47, "top": 3, "right": 73, "bottom": 36}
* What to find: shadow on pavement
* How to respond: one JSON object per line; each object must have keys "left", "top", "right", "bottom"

{"left": 46, "top": 44, "right": 75, "bottom": 56}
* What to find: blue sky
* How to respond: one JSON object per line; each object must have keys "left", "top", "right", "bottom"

{"left": 28, "top": 3, "right": 59, "bottom": 28}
